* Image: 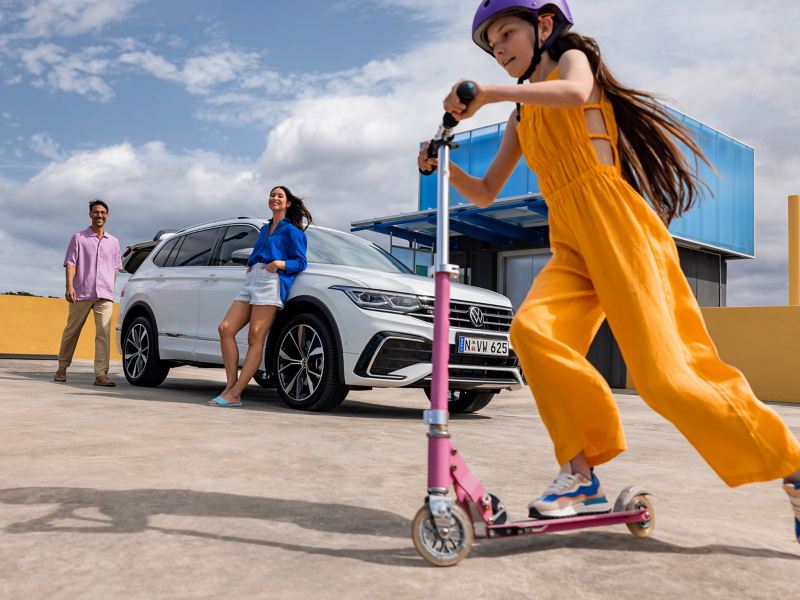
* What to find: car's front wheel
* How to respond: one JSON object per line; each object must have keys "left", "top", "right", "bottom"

{"left": 272, "top": 313, "right": 348, "bottom": 411}
{"left": 122, "top": 316, "right": 170, "bottom": 386}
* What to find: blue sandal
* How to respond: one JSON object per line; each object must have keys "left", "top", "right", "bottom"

{"left": 209, "top": 395, "right": 243, "bottom": 408}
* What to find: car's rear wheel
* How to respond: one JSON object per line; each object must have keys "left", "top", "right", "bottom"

{"left": 122, "top": 316, "right": 170, "bottom": 386}
{"left": 253, "top": 370, "right": 273, "bottom": 389}
{"left": 424, "top": 388, "right": 496, "bottom": 414}
{"left": 272, "top": 313, "right": 348, "bottom": 411}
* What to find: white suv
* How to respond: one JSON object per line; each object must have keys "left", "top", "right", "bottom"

{"left": 117, "top": 218, "right": 523, "bottom": 412}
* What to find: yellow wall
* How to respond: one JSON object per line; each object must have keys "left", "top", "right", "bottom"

{"left": 700, "top": 306, "right": 800, "bottom": 403}
{"left": 626, "top": 306, "right": 800, "bottom": 404}
{"left": 0, "top": 296, "right": 121, "bottom": 360}
{"left": 2, "top": 297, "right": 798, "bottom": 403}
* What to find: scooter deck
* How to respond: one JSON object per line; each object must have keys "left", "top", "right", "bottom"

{"left": 485, "top": 508, "right": 649, "bottom": 538}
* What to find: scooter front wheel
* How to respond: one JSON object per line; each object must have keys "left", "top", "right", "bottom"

{"left": 625, "top": 494, "right": 655, "bottom": 538}
{"left": 411, "top": 503, "right": 473, "bottom": 567}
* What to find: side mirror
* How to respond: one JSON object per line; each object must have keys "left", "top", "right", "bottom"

{"left": 230, "top": 248, "right": 253, "bottom": 265}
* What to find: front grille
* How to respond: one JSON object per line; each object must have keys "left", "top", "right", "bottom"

{"left": 369, "top": 338, "right": 430, "bottom": 376}
{"left": 414, "top": 298, "right": 513, "bottom": 332}
{"left": 365, "top": 336, "right": 518, "bottom": 377}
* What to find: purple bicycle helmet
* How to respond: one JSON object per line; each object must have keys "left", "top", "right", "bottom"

{"left": 472, "top": 1, "right": 574, "bottom": 121}
{"left": 472, "top": 0, "right": 574, "bottom": 55}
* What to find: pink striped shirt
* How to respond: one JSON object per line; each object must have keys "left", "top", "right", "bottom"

{"left": 64, "top": 227, "right": 122, "bottom": 301}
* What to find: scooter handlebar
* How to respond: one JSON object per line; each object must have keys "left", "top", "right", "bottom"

{"left": 443, "top": 81, "right": 477, "bottom": 129}
{"left": 419, "top": 81, "right": 477, "bottom": 176}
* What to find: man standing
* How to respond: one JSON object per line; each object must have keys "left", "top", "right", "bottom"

{"left": 54, "top": 199, "right": 122, "bottom": 386}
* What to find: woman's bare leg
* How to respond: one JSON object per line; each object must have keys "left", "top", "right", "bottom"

{"left": 220, "top": 305, "right": 278, "bottom": 403}
{"left": 569, "top": 451, "right": 591, "bottom": 479}
{"left": 213, "top": 301, "right": 252, "bottom": 403}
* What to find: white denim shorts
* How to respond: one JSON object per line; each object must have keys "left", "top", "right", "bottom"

{"left": 234, "top": 264, "right": 283, "bottom": 308}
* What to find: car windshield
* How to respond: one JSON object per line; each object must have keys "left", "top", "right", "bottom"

{"left": 305, "top": 227, "right": 412, "bottom": 274}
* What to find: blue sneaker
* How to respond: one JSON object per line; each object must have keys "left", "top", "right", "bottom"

{"left": 528, "top": 469, "right": 611, "bottom": 519}
{"left": 785, "top": 481, "right": 800, "bottom": 544}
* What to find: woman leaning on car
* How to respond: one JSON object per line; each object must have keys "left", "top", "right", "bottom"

{"left": 208, "top": 185, "right": 312, "bottom": 407}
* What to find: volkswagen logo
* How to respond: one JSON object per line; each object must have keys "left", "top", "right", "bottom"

{"left": 468, "top": 306, "right": 485, "bottom": 328}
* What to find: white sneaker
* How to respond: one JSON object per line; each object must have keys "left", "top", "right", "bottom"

{"left": 528, "top": 469, "right": 612, "bottom": 519}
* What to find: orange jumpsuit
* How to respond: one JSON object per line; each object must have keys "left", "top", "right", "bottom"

{"left": 509, "top": 67, "right": 800, "bottom": 486}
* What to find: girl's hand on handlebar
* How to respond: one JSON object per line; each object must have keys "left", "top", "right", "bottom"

{"left": 418, "top": 142, "right": 438, "bottom": 172}
{"left": 443, "top": 80, "right": 485, "bottom": 120}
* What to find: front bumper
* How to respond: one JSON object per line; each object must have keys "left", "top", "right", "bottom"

{"left": 351, "top": 331, "right": 523, "bottom": 391}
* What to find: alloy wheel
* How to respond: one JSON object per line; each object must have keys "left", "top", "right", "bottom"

{"left": 124, "top": 323, "right": 149, "bottom": 379}
{"left": 277, "top": 323, "right": 324, "bottom": 402}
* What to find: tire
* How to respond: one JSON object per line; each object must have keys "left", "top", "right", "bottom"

{"left": 424, "top": 388, "right": 496, "bottom": 414}
{"left": 625, "top": 494, "right": 656, "bottom": 538}
{"left": 122, "top": 315, "right": 170, "bottom": 387}
{"left": 253, "top": 370, "right": 273, "bottom": 389}
{"left": 411, "top": 502, "right": 473, "bottom": 567}
{"left": 272, "top": 312, "right": 348, "bottom": 411}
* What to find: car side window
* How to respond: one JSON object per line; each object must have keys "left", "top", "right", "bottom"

{"left": 152, "top": 237, "right": 180, "bottom": 268}
{"left": 172, "top": 228, "right": 220, "bottom": 267}
{"left": 213, "top": 225, "right": 260, "bottom": 266}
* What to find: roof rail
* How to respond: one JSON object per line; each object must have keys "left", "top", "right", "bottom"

{"left": 152, "top": 229, "right": 178, "bottom": 241}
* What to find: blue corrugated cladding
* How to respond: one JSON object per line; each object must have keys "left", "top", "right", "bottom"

{"left": 419, "top": 109, "right": 754, "bottom": 256}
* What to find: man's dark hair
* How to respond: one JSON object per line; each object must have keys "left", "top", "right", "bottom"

{"left": 89, "top": 198, "right": 109, "bottom": 212}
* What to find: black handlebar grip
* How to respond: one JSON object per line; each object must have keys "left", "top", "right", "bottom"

{"left": 421, "top": 82, "right": 478, "bottom": 176}
{"left": 426, "top": 142, "right": 438, "bottom": 159}
{"left": 419, "top": 140, "right": 437, "bottom": 176}
{"left": 443, "top": 81, "right": 478, "bottom": 129}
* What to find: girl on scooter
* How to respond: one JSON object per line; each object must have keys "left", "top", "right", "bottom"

{"left": 418, "top": 0, "right": 800, "bottom": 542}
{"left": 209, "top": 186, "right": 311, "bottom": 407}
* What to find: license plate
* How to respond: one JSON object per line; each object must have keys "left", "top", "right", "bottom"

{"left": 457, "top": 336, "right": 509, "bottom": 356}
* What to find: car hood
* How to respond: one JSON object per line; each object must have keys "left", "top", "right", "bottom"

{"left": 307, "top": 263, "right": 512, "bottom": 308}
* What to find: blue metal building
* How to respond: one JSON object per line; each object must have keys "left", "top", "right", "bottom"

{"left": 352, "top": 109, "right": 755, "bottom": 387}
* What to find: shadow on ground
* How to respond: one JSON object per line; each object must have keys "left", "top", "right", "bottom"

{"left": 2, "top": 487, "right": 796, "bottom": 567}
{"left": 2, "top": 366, "right": 489, "bottom": 421}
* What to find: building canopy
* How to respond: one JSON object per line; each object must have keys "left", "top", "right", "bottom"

{"left": 354, "top": 108, "right": 755, "bottom": 259}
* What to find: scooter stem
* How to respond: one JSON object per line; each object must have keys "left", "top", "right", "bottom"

{"left": 424, "top": 80, "right": 477, "bottom": 494}
{"left": 427, "top": 141, "right": 456, "bottom": 493}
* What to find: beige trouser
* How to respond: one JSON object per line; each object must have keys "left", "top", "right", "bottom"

{"left": 57, "top": 299, "right": 114, "bottom": 377}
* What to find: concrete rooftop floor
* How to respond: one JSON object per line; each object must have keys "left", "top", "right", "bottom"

{"left": 0, "top": 359, "right": 797, "bottom": 599}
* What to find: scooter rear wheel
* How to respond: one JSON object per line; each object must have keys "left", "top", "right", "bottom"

{"left": 411, "top": 503, "right": 473, "bottom": 566}
{"left": 625, "top": 494, "right": 655, "bottom": 538}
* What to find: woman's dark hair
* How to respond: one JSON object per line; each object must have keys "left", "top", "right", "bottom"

{"left": 272, "top": 185, "right": 313, "bottom": 230}
{"left": 548, "top": 33, "right": 714, "bottom": 225}
{"left": 89, "top": 198, "right": 109, "bottom": 212}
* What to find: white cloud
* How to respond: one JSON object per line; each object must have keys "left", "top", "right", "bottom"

{"left": 118, "top": 49, "right": 179, "bottom": 80}
{"left": 19, "top": 42, "right": 113, "bottom": 100}
{"left": 17, "top": 0, "right": 139, "bottom": 38}
{"left": 119, "top": 47, "right": 261, "bottom": 95}
{"left": 2, "top": 0, "right": 799, "bottom": 306}
{"left": 29, "top": 132, "right": 63, "bottom": 160}
{"left": 19, "top": 42, "right": 63, "bottom": 75}
{"left": 0, "top": 143, "right": 261, "bottom": 295}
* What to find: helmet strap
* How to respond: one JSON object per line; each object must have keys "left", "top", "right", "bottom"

{"left": 516, "top": 19, "right": 543, "bottom": 123}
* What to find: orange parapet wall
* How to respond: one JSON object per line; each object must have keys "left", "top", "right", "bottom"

{"left": 699, "top": 306, "right": 800, "bottom": 404}
{"left": 0, "top": 295, "right": 121, "bottom": 360}
{"left": 622, "top": 306, "right": 799, "bottom": 404}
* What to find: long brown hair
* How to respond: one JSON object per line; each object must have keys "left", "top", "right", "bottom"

{"left": 272, "top": 185, "right": 313, "bottom": 231}
{"left": 548, "top": 33, "right": 714, "bottom": 225}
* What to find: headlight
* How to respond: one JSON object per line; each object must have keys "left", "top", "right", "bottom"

{"left": 332, "top": 286, "right": 424, "bottom": 314}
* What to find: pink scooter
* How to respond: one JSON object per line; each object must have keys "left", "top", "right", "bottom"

{"left": 413, "top": 82, "right": 655, "bottom": 567}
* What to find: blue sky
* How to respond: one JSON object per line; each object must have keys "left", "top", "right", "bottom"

{"left": 0, "top": 1, "right": 437, "bottom": 176}
{"left": 0, "top": 0, "right": 799, "bottom": 305}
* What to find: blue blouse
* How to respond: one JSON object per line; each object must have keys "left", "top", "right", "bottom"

{"left": 246, "top": 219, "right": 308, "bottom": 303}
